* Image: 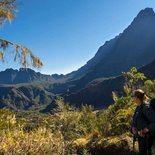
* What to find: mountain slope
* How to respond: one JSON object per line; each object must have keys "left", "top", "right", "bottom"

{"left": 66, "top": 35, "right": 120, "bottom": 80}
{"left": 0, "top": 83, "right": 56, "bottom": 111}
{"left": 0, "top": 68, "right": 54, "bottom": 84}
{"left": 65, "top": 8, "right": 155, "bottom": 91}
{"left": 64, "top": 59, "right": 155, "bottom": 109}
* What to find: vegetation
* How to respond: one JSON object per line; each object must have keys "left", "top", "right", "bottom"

{"left": 0, "top": 2, "right": 154, "bottom": 154}
{"left": 0, "top": 67, "right": 155, "bottom": 154}
{"left": 0, "top": 0, "right": 43, "bottom": 68}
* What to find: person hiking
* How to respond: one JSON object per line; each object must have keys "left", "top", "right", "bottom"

{"left": 131, "top": 89, "right": 155, "bottom": 155}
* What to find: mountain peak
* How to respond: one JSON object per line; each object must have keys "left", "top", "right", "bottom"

{"left": 137, "top": 8, "right": 155, "bottom": 17}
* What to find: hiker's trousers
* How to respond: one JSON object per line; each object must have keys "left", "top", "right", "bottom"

{"left": 138, "top": 135, "right": 154, "bottom": 155}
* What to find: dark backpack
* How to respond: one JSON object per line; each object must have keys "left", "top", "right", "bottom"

{"left": 141, "top": 100, "right": 155, "bottom": 135}
{"left": 139, "top": 101, "right": 155, "bottom": 127}
{"left": 150, "top": 98, "right": 155, "bottom": 112}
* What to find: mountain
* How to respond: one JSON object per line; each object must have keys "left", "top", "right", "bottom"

{"left": 64, "top": 8, "right": 155, "bottom": 91}
{"left": 1, "top": 58, "right": 155, "bottom": 112}
{"left": 66, "top": 35, "right": 120, "bottom": 80}
{"left": 1, "top": 8, "right": 155, "bottom": 111}
{"left": 0, "top": 68, "right": 54, "bottom": 84}
{"left": 64, "top": 59, "right": 155, "bottom": 109}
{"left": 0, "top": 83, "right": 56, "bottom": 111}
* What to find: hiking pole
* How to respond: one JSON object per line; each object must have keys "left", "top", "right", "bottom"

{"left": 146, "top": 133, "right": 151, "bottom": 155}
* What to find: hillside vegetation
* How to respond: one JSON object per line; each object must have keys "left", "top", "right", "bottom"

{"left": 0, "top": 67, "right": 155, "bottom": 154}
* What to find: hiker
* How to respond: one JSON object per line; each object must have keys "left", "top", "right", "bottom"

{"left": 131, "top": 89, "right": 155, "bottom": 155}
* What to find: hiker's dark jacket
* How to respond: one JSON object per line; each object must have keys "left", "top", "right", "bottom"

{"left": 132, "top": 103, "right": 155, "bottom": 133}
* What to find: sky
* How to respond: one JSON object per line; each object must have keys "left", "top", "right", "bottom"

{"left": 0, "top": 0, "right": 155, "bottom": 75}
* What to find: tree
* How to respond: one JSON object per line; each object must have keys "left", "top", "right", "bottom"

{"left": 0, "top": 0, "right": 43, "bottom": 68}
{"left": 123, "top": 67, "right": 146, "bottom": 95}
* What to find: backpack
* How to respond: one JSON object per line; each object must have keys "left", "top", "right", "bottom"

{"left": 150, "top": 98, "right": 155, "bottom": 112}
{"left": 141, "top": 100, "right": 155, "bottom": 135}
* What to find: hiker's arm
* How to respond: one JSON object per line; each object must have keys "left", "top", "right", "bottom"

{"left": 143, "top": 106, "right": 155, "bottom": 132}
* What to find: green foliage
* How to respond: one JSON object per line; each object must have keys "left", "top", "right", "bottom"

{"left": 0, "top": 128, "right": 65, "bottom": 154}
{"left": 96, "top": 109, "right": 112, "bottom": 136}
{"left": 79, "top": 105, "right": 97, "bottom": 135}
{"left": 89, "top": 133, "right": 137, "bottom": 155}
{"left": 0, "top": 108, "right": 16, "bottom": 130}
{"left": 96, "top": 96, "right": 135, "bottom": 136}
{"left": 143, "top": 80, "right": 155, "bottom": 98}
{"left": 52, "top": 99, "right": 98, "bottom": 141}
{"left": 123, "top": 67, "right": 146, "bottom": 95}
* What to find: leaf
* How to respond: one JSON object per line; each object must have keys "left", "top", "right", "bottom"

{"left": 0, "top": 50, "right": 4, "bottom": 60}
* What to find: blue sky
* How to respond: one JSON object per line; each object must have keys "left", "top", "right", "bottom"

{"left": 0, "top": 0, "right": 155, "bottom": 75}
